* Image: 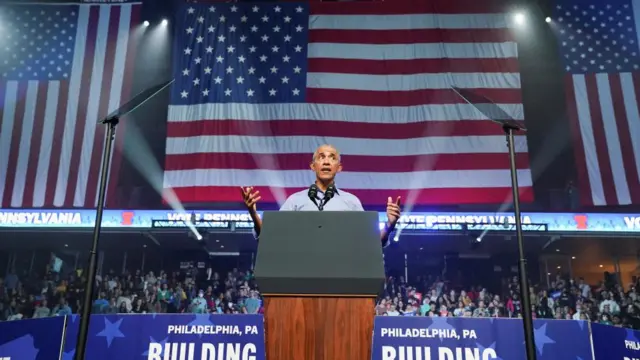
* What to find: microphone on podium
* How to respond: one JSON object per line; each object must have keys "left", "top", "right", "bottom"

{"left": 319, "top": 184, "right": 336, "bottom": 210}
{"left": 308, "top": 184, "right": 321, "bottom": 210}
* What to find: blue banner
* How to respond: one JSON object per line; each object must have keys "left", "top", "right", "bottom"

{"left": 64, "top": 314, "right": 265, "bottom": 360}
{"left": 371, "top": 316, "right": 593, "bottom": 360}
{"left": 591, "top": 322, "right": 640, "bottom": 360}
{"left": 0, "top": 316, "right": 66, "bottom": 360}
{"left": 1, "top": 208, "right": 639, "bottom": 233}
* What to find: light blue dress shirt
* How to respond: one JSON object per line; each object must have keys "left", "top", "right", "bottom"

{"left": 279, "top": 187, "right": 364, "bottom": 211}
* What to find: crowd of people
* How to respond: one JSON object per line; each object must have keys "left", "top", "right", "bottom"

{"left": 1, "top": 262, "right": 639, "bottom": 330}
{"left": 0, "top": 264, "right": 262, "bottom": 321}
{"left": 376, "top": 273, "right": 640, "bottom": 329}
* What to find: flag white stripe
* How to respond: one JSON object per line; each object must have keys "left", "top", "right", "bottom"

{"left": 306, "top": 72, "right": 521, "bottom": 91}
{"left": 0, "top": 82, "right": 18, "bottom": 206}
{"left": 11, "top": 81, "right": 39, "bottom": 207}
{"left": 74, "top": 5, "right": 111, "bottom": 207}
{"left": 164, "top": 168, "right": 532, "bottom": 189}
{"left": 97, "top": 4, "right": 133, "bottom": 207}
{"left": 620, "top": 73, "right": 640, "bottom": 187}
{"left": 167, "top": 103, "right": 524, "bottom": 123}
{"left": 307, "top": 42, "right": 517, "bottom": 60}
{"left": 308, "top": 14, "right": 510, "bottom": 30}
{"left": 33, "top": 81, "right": 61, "bottom": 207}
{"left": 572, "top": 74, "right": 605, "bottom": 206}
{"left": 54, "top": 5, "right": 90, "bottom": 207}
{"left": 596, "top": 73, "right": 630, "bottom": 204}
{"left": 166, "top": 134, "right": 528, "bottom": 156}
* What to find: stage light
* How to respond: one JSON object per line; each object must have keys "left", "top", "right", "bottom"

{"left": 513, "top": 12, "right": 525, "bottom": 25}
{"left": 143, "top": 20, "right": 149, "bottom": 27}
{"left": 161, "top": 19, "right": 168, "bottom": 26}
{"left": 545, "top": 17, "right": 551, "bottom": 23}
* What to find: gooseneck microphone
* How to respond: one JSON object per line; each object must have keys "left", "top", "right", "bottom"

{"left": 308, "top": 184, "right": 321, "bottom": 210}
{"left": 319, "top": 184, "right": 336, "bottom": 210}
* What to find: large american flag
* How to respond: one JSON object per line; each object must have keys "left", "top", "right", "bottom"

{"left": 0, "top": 3, "right": 140, "bottom": 208}
{"left": 166, "top": 1, "right": 531, "bottom": 206}
{"left": 557, "top": 0, "right": 640, "bottom": 206}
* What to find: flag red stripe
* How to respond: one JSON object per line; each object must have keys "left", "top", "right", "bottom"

{"left": 85, "top": 6, "right": 121, "bottom": 208}
{"left": 586, "top": 74, "right": 617, "bottom": 205}
{"left": 166, "top": 119, "right": 526, "bottom": 139}
{"left": 564, "top": 76, "right": 593, "bottom": 207}
{"left": 3, "top": 83, "right": 28, "bottom": 207}
{"left": 45, "top": 82, "right": 70, "bottom": 207}
{"left": 306, "top": 88, "right": 521, "bottom": 107}
{"left": 169, "top": 186, "right": 534, "bottom": 206}
{"left": 611, "top": 74, "right": 640, "bottom": 203}
{"left": 64, "top": 6, "right": 100, "bottom": 207}
{"left": 309, "top": 0, "right": 510, "bottom": 15}
{"left": 108, "top": 4, "right": 141, "bottom": 208}
{"left": 308, "top": 28, "right": 514, "bottom": 45}
{"left": 165, "top": 152, "right": 530, "bottom": 173}
{"left": 307, "top": 58, "right": 520, "bottom": 75}
{"left": 22, "top": 83, "right": 49, "bottom": 207}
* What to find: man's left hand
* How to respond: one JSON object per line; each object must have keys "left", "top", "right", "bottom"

{"left": 386, "top": 196, "right": 401, "bottom": 226}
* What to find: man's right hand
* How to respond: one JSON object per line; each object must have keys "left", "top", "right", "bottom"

{"left": 240, "top": 186, "right": 261, "bottom": 212}
{"left": 241, "top": 187, "right": 263, "bottom": 239}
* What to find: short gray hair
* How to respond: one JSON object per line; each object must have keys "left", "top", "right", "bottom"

{"left": 312, "top": 144, "right": 341, "bottom": 162}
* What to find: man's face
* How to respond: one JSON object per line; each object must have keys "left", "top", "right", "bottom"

{"left": 310, "top": 145, "right": 342, "bottom": 182}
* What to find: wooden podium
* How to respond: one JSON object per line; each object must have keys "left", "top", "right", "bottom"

{"left": 254, "top": 211, "right": 385, "bottom": 360}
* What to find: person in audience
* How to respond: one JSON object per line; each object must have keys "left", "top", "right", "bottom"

{"left": 32, "top": 299, "right": 51, "bottom": 318}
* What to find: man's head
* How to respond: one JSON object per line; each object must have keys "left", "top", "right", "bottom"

{"left": 310, "top": 144, "right": 342, "bottom": 184}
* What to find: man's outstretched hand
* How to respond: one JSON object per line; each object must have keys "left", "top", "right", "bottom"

{"left": 240, "top": 186, "right": 261, "bottom": 212}
{"left": 386, "top": 196, "right": 401, "bottom": 226}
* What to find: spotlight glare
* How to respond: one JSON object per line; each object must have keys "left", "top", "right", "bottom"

{"left": 514, "top": 12, "right": 525, "bottom": 25}
{"left": 545, "top": 17, "right": 551, "bottom": 23}
{"left": 161, "top": 19, "right": 168, "bottom": 26}
{"left": 143, "top": 20, "right": 149, "bottom": 27}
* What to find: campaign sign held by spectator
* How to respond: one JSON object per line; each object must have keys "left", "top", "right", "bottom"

{"left": 591, "top": 322, "right": 640, "bottom": 360}
{"left": 371, "top": 316, "right": 593, "bottom": 360}
{"left": 0, "top": 316, "right": 66, "bottom": 360}
{"left": 64, "top": 314, "right": 265, "bottom": 360}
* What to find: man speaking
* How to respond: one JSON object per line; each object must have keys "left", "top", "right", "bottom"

{"left": 240, "top": 144, "right": 402, "bottom": 246}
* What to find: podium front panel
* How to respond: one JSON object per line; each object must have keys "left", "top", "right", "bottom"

{"left": 254, "top": 211, "right": 385, "bottom": 296}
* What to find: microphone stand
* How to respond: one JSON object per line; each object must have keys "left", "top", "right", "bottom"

{"left": 449, "top": 86, "right": 536, "bottom": 360}
{"left": 73, "top": 80, "right": 174, "bottom": 360}
{"left": 505, "top": 123, "right": 537, "bottom": 360}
